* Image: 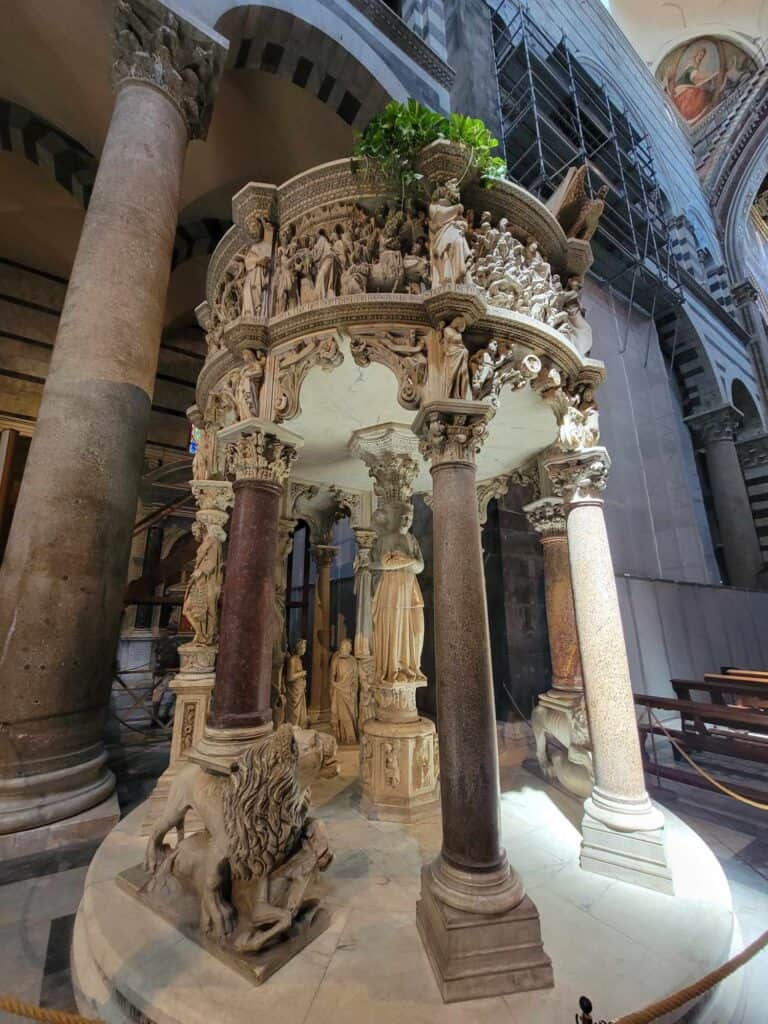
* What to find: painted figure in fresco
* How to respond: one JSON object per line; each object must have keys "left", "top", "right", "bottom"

{"left": 371, "top": 504, "right": 426, "bottom": 685}
{"left": 284, "top": 639, "right": 309, "bottom": 728}
{"left": 669, "top": 45, "right": 719, "bottom": 122}
{"left": 330, "top": 639, "right": 359, "bottom": 745}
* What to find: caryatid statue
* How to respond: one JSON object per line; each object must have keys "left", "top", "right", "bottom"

{"left": 330, "top": 638, "right": 360, "bottom": 745}
{"left": 181, "top": 519, "right": 226, "bottom": 647}
{"left": 284, "top": 639, "right": 309, "bottom": 728}
{"left": 370, "top": 502, "right": 426, "bottom": 686}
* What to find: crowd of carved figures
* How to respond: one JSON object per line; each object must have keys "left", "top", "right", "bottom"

{"left": 205, "top": 177, "right": 594, "bottom": 358}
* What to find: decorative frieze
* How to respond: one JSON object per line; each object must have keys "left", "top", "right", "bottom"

{"left": 112, "top": 0, "right": 225, "bottom": 139}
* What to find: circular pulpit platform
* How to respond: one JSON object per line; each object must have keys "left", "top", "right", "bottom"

{"left": 72, "top": 749, "right": 742, "bottom": 1024}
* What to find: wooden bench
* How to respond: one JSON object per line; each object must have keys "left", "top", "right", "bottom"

{"left": 671, "top": 676, "right": 768, "bottom": 710}
{"left": 634, "top": 692, "right": 768, "bottom": 801}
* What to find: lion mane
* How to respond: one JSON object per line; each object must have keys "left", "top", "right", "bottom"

{"left": 222, "top": 724, "right": 310, "bottom": 881}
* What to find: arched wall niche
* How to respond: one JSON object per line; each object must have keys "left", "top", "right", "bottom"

{"left": 655, "top": 35, "right": 758, "bottom": 128}
{"left": 732, "top": 377, "right": 766, "bottom": 435}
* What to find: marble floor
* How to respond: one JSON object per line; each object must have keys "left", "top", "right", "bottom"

{"left": 1, "top": 735, "right": 767, "bottom": 1023}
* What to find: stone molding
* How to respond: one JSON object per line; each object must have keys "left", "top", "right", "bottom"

{"left": 733, "top": 280, "right": 759, "bottom": 307}
{"left": 345, "top": 0, "right": 455, "bottom": 90}
{"left": 477, "top": 475, "right": 511, "bottom": 525}
{"left": 523, "top": 497, "right": 567, "bottom": 538}
{"left": 737, "top": 432, "right": 768, "bottom": 469}
{"left": 112, "top": 0, "right": 226, "bottom": 140}
{"left": 545, "top": 447, "right": 611, "bottom": 505}
{"left": 350, "top": 423, "right": 421, "bottom": 503}
{"left": 313, "top": 544, "right": 339, "bottom": 569}
{"left": 686, "top": 405, "right": 743, "bottom": 446}
{"left": 413, "top": 400, "right": 495, "bottom": 468}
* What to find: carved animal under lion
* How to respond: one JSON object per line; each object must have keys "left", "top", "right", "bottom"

{"left": 143, "top": 725, "right": 336, "bottom": 959}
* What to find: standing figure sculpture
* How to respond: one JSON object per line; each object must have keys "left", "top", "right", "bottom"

{"left": 284, "top": 639, "right": 309, "bottom": 728}
{"left": 429, "top": 178, "right": 471, "bottom": 287}
{"left": 427, "top": 317, "right": 470, "bottom": 401}
{"left": 371, "top": 504, "right": 426, "bottom": 685}
{"left": 330, "top": 639, "right": 359, "bottom": 745}
{"left": 182, "top": 520, "right": 226, "bottom": 647}
{"left": 234, "top": 348, "right": 264, "bottom": 420}
{"left": 240, "top": 219, "right": 272, "bottom": 317}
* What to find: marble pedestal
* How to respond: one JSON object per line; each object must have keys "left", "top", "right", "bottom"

{"left": 0, "top": 790, "right": 120, "bottom": 860}
{"left": 531, "top": 689, "right": 593, "bottom": 800}
{"left": 142, "top": 649, "right": 214, "bottom": 833}
{"left": 581, "top": 807, "right": 673, "bottom": 895}
{"left": 360, "top": 717, "right": 439, "bottom": 822}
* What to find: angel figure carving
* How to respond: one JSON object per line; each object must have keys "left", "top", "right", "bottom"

{"left": 144, "top": 725, "right": 336, "bottom": 954}
{"left": 371, "top": 503, "right": 426, "bottom": 685}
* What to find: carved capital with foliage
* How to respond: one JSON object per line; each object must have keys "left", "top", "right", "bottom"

{"left": 413, "top": 400, "right": 494, "bottom": 469}
{"left": 225, "top": 430, "right": 299, "bottom": 486}
{"left": 523, "top": 497, "right": 567, "bottom": 538}
{"left": 545, "top": 447, "right": 610, "bottom": 505}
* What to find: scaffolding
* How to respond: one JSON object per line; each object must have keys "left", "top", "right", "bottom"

{"left": 492, "top": 1, "right": 683, "bottom": 321}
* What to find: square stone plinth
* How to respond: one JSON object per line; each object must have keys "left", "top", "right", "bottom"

{"left": 416, "top": 869, "right": 553, "bottom": 1003}
{"left": 581, "top": 812, "right": 674, "bottom": 894}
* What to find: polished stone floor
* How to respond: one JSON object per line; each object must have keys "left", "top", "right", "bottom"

{"left": 1, "top": 735, "right": 767, "bottom": 1023}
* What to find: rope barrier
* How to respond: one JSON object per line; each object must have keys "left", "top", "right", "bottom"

{"left": 0, "top": 995, "right": 102, "bottom": 1023}
{"left": 611, "top": 927, "right": 768, "bottom": 1023}
{"left": 647, "top": 708, "right": 768, "bottom": 811}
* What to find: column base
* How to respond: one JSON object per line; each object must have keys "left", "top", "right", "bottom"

{"left": 186, "top": 722, "right": 272, "bottom": 775}
{"left": 0, "top": 751, "right": 116, "bottom": 835}
{"left": 531, "top": 689, "right": 593, "bottom": 799}
{"left": 359, "top": 717, "right": 439, "bottom": 822}
{"left": 0, "top": 790, "right": 120, "bottom": 860}
{"left": 416, "top": 863, "right": 553, "bottom": 1003}
{"left": 581, "top": 808, "right": 673, "bottom": 894}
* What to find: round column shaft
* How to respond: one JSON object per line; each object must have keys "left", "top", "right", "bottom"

{"left": 546, "top": 448, "right": 671, "bottom": 894}
{"left": 309, "top": 546, "right": 337, "bottom": 723}
{"left": 0, "top": 8, "right": 224, "bottom": 832}
{"left": 192, "top": 425, "right": 300, "bottom": 770}
{"left": 687, "top": 406, "right": 763, "bottom": 589}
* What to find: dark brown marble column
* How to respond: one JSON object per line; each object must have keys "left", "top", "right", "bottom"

{"left": 412, "top": 399, "right": 552, "bottom": 1003}
{"left": 0, "top": 3, "right": 225, "bottom": 835}
{"left": 192, "top": 425, "right": 299, "bottom": 771}
{"left": 308, "top": 545, "right": 337, "bottom": 724}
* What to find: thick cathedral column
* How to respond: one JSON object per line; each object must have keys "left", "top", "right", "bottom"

{"left": 413, "top": 400, "right": 552, "bottom": 1002}
{"left": 687, "top": 405, "right": 764, "bottom": 589}
{"left": 0, "top": 2, "right": 225, "bottom": 835}
{"left": 525, "top": 497, "right": 592, "bottom": 799}
{"left": 192, "top": 423, "right": 300, "bottom": 771}
{"left": 545, "top": 448, "right": 672, "bottom": 892}
{"left": 308, "top": 544, "right": 337, "bottom": 724}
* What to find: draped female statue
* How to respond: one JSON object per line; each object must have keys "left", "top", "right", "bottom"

{"left": 330, "top": 639, "right": 359, "bottom": 745}
{"left": 428, "top": 178, "right": 471, "bottom": 287}
{"left": 284, "top": 639, "right": 309, "bottom": 727}
{"left": 371, "top": 504, "right": 426, "bottom": 685}
{"left": 182, "top": 520, "right": 226, "bottom": 647}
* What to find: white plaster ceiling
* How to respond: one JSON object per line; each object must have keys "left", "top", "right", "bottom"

{"left": 288, "top": 337, "right": 557, "bottom": 493}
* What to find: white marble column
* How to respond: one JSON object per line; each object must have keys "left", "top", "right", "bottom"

{"left": 546, "top": 447, "right": 672, "bottom": 893}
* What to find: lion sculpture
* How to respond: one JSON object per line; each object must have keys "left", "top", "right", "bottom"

{"left": 531, "top": 696, "right": 594, "bottom": 800}
{"left": 144, "top": 724, "right": 336, "bottom": 954}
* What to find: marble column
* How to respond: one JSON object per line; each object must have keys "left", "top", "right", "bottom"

{"left": 192, "top": 422, "right": 300, "bottom": 771}
{"left": 350, "top": 424, "right": 439, "bottom": 822}
{"left": 0, "top": 3, "right": 225, "bottom": 836}
{"left": 308, "top": 544, "right": 337, "bottom": 725}
{"left": 0, "top": 428, "right": 18, "bottom": 552}
{"left": 413, "top": 400, "right": 552, "bottom": 1003}
{"left": 546, "top": 447, "right": 672, "bottom": 893}
{"left": 686, "top": 405, "right": 764, "bottom": 589}
{"left": 271, "top": 516, "right": 296, "bottom": 727}
{"left": 525, "top": 498, "right": 592, "bottom": 799}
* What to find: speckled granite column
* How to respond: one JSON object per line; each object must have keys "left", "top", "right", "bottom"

{"left": 192, "top": 423, "right": 300, "bottom": 772}
{"left": 546, "top": 448, "right": 672, "bottom": 892}
{"left": 308, "top": 545, "right": 337, "bottom": 725}
{"left": 413, "top": 400, "right": 552, "bottom": 1003}
{"left": 0, "top": 2, "right": 225, "bottom": 834}
{"left": 687, "top": 405, "right": 763, "bottom": 589}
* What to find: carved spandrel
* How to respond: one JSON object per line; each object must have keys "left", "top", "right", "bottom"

{"left": 273, "top": 336, "right": 343, "bottom": 422}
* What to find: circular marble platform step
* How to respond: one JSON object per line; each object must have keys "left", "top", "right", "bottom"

{"left": 72, "top": 752, "right": 743, "bottom": 1024}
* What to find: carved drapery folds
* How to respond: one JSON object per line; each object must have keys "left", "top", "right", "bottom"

{"left": 181, "top": 482, "right": 233, "bottom": 658}
{"left": 112, "top": 0, "right": 225, "bottom": 140}
{"left": 469, "top": 339, "right": 541, "bottom": 406}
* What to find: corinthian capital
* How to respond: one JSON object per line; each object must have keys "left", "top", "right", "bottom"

{"left": 545, "top": 447, "right": 610, "bottom": 505}
{"left": 112, "top": 0, "right": 226, "bottom": 139}
{"left": 685, "top": 405, "right": 742, "bottom": 446}
{"left": 219, "top": 419, "right": 302, "bottom": 487}
{"left": 413, "top": 399, "right": 494, "bottom": 468}
{"left": 523, "top": 497, "right": 567, "bottom": 538}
